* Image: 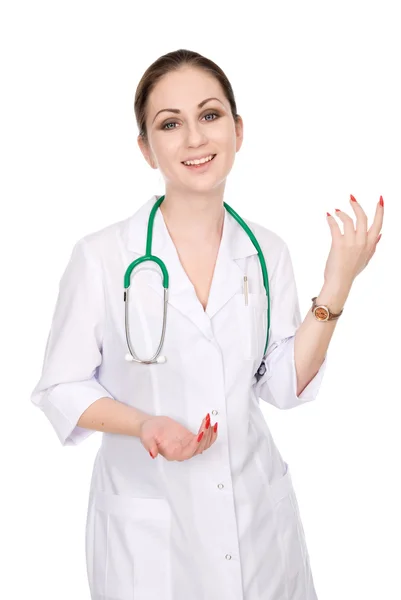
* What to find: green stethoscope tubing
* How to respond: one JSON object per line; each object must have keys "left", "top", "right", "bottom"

{"left": 124, "top": 195, "right": 271, "bottom": 363}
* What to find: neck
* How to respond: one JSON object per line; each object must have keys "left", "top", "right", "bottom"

{"left": 159, "top": 187, "right": 225, "bottom": 245}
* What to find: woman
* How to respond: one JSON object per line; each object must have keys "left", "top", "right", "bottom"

{"left": 31, "top": 49, "right": 384, "bottom": 599}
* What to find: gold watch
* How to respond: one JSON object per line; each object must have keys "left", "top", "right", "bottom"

{"left": 311, "top": 297, "right": 344, "bottom": 321}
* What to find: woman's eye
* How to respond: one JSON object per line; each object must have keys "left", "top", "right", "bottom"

{"left": 162, "top": 112, "right": 219, "bottom": 130}
{"left": 204, "top": 112, "right": 219, "bottom": 121}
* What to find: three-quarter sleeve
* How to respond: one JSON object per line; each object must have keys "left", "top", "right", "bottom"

{"left": 30, "top": 238, "right": 115, "bottom": 445}
{"left": 253, "top": 240, "right": 327, "bottom": 409}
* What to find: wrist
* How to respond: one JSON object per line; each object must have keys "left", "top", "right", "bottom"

{"left": 316, "top": 281, "right": 351, "bottom": 313}
{"left": 131, "top": 408, "right": 154, "bottom": 437}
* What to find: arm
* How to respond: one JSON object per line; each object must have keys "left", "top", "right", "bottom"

{"left": 294, "top": 281, "right": 349, "bottom": 396}
{"left": 30, "top": 238, "right": 133, "bottom": 445}
{"left": 77, "top": 397, "right": 152, "bottom": 438}
{"left": 295, "top": 192, "right": 384, "bottom": 394}
{"left": 254, "top": 196, "right": 383, "bottom": 409}
{"left": 253, "top": 241, "right": 328, "bottom": 409}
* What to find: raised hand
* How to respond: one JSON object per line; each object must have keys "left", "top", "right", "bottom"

{"left": 324, "top": 194, "right": 384, "bottom": 288}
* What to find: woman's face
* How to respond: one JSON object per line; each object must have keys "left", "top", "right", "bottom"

{"left": 138, "top": 67, "right": 243, "bottom": 193}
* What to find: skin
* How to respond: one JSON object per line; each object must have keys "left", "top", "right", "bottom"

{"left": 137, "top": 66, "right": 244, "bottom": 245}
{"left": 137, "top": 66, "right": 244, "bottom": 458}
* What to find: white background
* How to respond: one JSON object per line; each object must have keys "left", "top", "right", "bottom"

{"left": 1, "top": 1, "right": 400, "bottom": 598}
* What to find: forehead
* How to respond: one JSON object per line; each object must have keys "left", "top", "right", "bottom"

{"left": 148, "top": 67, "right": 226, "bottom": 113}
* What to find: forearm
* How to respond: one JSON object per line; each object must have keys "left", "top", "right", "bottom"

{"left": 294, "top": 281, "right": 351, "bottom": 396}
{"left": 77, "top": 397, "right": 153, "bottom": 438}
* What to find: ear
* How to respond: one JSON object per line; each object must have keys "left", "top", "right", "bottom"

{"left": 137, "top": 135, "right": 157, "bottom": 169}
{"left": 234, "top": 115, "right": 244, "bottom": 153}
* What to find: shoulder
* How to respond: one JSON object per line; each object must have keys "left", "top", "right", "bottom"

{"left": 71, "top": 215, "right": 131, "bottom": 262}
{"left": 242, "top": 216, "right": 289, "bottom": 258}
{"left": 238, "top": 215, "right": 296, "bottom": 285}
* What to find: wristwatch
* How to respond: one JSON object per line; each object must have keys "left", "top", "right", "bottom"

{"left": 311, "top": 297, "right": 344, "bottom": 321}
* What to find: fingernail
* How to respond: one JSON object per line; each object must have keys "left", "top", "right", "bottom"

{"left": 149, "top": 451, "right": 154, "bottom": 458}
{"left": 377, "top": 233, "right": 382, "bottom": 242}
{"left": 197, "top": 431, "right": 204, "bottom": 442}
{"left": 335, "top": 208, "right": 341, "bottom": 212}
{"left": 326, "top": 212, "right": 331, "bottom": 217}
{"left": 205, "top": 413, "right": 210, "bottom": 429}
{"left": 380, "top": 196, "right": 384, "bottom": 207}
{"left": 213, "top": 422, "right": 218, "bottom": 433}
{"left": 350, "top": 194, "right": 357, "bottom": 202}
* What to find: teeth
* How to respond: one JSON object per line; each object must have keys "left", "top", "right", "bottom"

{"left": 183, "top": 154, "right": 214, "bottom": 166}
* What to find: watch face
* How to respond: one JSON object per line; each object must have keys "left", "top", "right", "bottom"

{"left": 315, "top": 306, "right": 329, "bottom": 321}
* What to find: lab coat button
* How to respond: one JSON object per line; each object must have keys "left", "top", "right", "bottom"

{"left": 212, "top": 410, "right": 218, "bottom": 415}
{"left": 217, "top": 483, "right": 224, "bottom": 489}
{"left": 225, "top": 554, "right": 232, "bottom": 560}
{"left": 257, "top": 362, "right": 266, "bottom": 376}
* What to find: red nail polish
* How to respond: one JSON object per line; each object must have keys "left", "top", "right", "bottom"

{"left": 350, "top": 194, "right": 357, "bottom": 202}
{"left": 380, "top": 196, "right": 384, "bottom": 207}
{"left": 335, "top": 208, "right": 341, "bottom": 212}
{"left": 377, "top": 234, "right": 382, "bottom": 242}
{"left": 326, "top": 212, "right": 331, "bottom": 217}
{"left": 149, "top": 451, "right": 154, "bottom": 458}
{"left": 214, "top": 422, "right": 218, "bottom": 433}
{"left": 205, "top": 413, "right": 210, "bottom": 429}
{"left": 197, "top": 431, "right": 204, "bottom": 442}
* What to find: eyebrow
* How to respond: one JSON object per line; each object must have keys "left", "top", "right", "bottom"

{"left": 152, "top": 97, "right": 224, "bottom": 124}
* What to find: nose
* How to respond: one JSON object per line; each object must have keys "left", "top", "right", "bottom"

{"left": 185, "top": 118, "right": 208, "bottom": 147}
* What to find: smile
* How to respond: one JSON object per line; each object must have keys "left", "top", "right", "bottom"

{"left": 181, "top": 154, "right": 217, "bottom": 169}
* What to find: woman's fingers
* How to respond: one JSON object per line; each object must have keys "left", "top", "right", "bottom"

{"left": 328, "top": 195, "right": 384, "bottom": 254}
{"left": 348, "top": 194, "right": 368, "bottom": 244}
{"left": 191, "top": 414, "right": 207, "bottom": 456}
{"left": 200, "top": 414, "right": 218, "bottom": 453}
{"left": 326, "top": 212, "right": 343, "bottom": 243}
{"left": 333, "top": 207, "right": 356, "bottom": 240}
{"left": 203, "top": 414, "right": 214, "bottom": 449}
{"left": 196, "top": 413, "right": 212, "bottom": 454}
{"left": 367, "top": 197, "right": 384, "bottom": 245}
{"left": 197, "top": 415, "right": 206, "bottom": 436}
{"left": 194, "top": 413, "right": 217, "bottom": 455}
{"left": 184, "top": 418, "right": 204, "bottom": 459}
{"left": 208, "top": 421, "right": 218, "bottom": 447}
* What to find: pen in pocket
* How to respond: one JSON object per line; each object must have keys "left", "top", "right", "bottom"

{"left": 243, "top": 275, "right": 249, "bottom": 306}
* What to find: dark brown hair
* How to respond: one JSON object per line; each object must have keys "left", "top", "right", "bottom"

{"left": 134, "top": 49, "right": 239, "bottom": 143}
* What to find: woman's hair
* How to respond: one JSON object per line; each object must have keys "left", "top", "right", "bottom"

{"left": 134, "top": 49, "right": 239, "bottom": 143}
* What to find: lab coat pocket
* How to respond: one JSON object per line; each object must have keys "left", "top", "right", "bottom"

{"left": 268, "top": 464, "right": 311, "bottom": 590}
{"left": 235, "top": 292, "right": 268, "bottom": 360}
{"left": 92, "top": 492, "right": 172, "bottom": 600}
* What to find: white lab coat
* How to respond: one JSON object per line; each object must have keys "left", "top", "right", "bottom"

{"left": 31, "top": 194, "right": 327, "bottom": 600}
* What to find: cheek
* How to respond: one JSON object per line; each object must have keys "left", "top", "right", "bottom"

{"left": 154, "top": 146, "right": 179, "bottom": 172}
{"left": 216, "top": 126, "right": 238, "bottom": 152}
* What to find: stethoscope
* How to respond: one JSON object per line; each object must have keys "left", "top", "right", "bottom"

{"left": 123, "top": 195, "right": 271, "bottom": 371}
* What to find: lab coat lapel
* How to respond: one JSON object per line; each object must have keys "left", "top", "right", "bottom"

{"left": 123, "top": 195, "right": 258, "bottom": 340}
{"left": 204, "top": 205, "right": 257, "bottom": 319}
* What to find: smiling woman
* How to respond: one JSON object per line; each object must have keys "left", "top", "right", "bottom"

{"left": 30, "top": 48, "right": 329, "bottom": 600}
{"left": 133, "top": 50, "right": 243, "bottom": 198}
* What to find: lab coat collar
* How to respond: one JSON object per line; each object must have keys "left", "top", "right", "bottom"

{"left": 122, "top": 195, "right": 258, "bottom": 334}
